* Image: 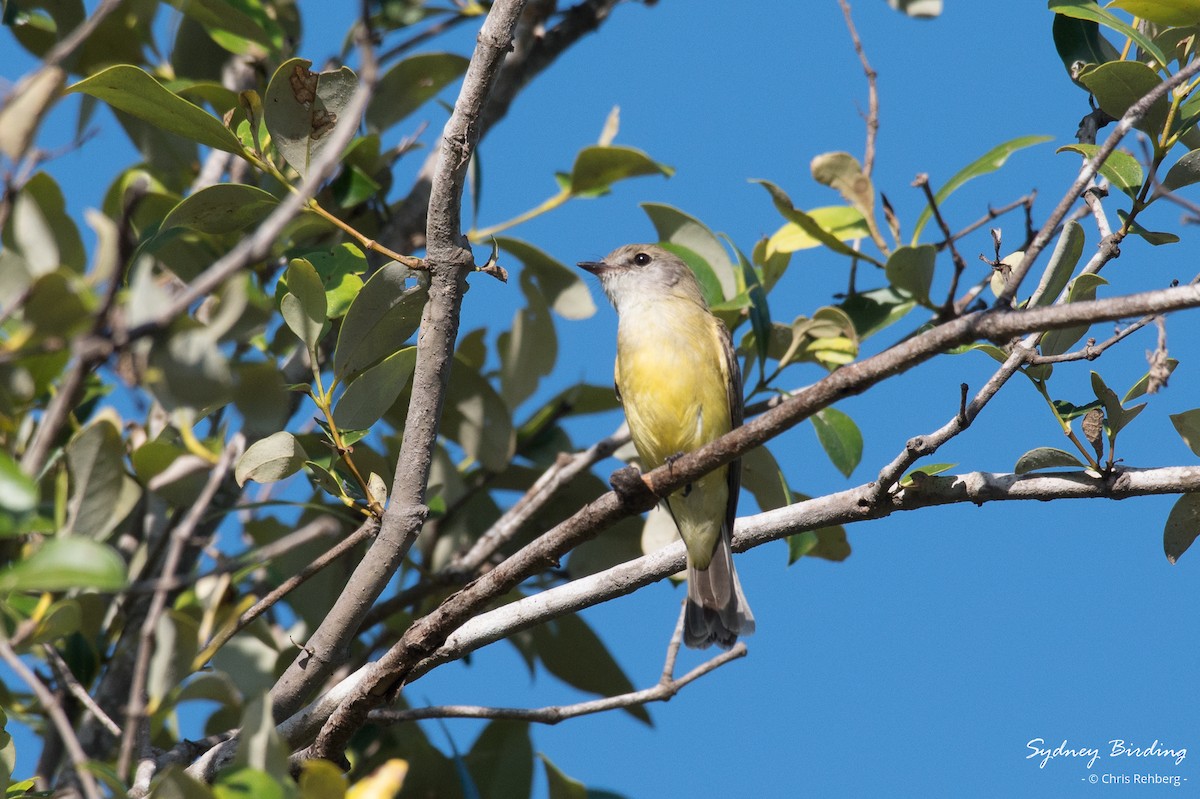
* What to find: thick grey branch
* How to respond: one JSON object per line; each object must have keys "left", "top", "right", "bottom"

{"left": 267, "top": 0, "right": 531, "bottom": 726}
{"left": 269, "top": 284, "right": 1200, "bottom": 763}
{"left": 251, "top": 462, "right": 1200, "bottom": 758}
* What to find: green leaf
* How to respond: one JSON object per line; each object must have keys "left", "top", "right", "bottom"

{"left": 0, "top": 452, "right": 37, "bottom": 517}
{"left": 1109, "top": 0, "right": 1200, "bottom": 26}
{"left": 1014, "top": 447, "right": 1085, "bottom": 474}
{"left": 569, "top": 145, "right": 672, "bottom": 196}
{"left": 1162, "top": 148, "right": 1200, "bottom": 190}
{"left": 235, "top": 432, "right": 308, "bottom": 486}
{"left": 787, "top": 524, "right": 851, "bottom": 564}
{"left": 811, "top": 407, "right": 862, "bottom": 478}
{"left": 1039, "top": 273, "right": 1108, "bottom": 356}
{"left": 540, "top": 754, "right": 588, "bottom": 799}
{"left": 1091, "top": 370, "right": 1145, "bottom": 439}
{"left": 0, "top": 538, "right": 125, "bottom": 593}
{"left": 1052, "top": 12, "right": 1122, "bottom": 83}
{"left": 838, "top": 286, "right": 915, "bottom": 339}
{"left": 464, "top": 721, "right": 534, "bottom": 799}
{"left": 1079, "top": 61, "right": 1171, "bottom": 138}
{"left": 729, "top": 239, "right": 771, "bottom": 375}
{"left": 753, "top": 180, "right": 884, "bottom": 268}
{"left": 1050, "top": 0, "right": 1169, "bottom": 66}
{"left": 496, "top": 237, "right": 596, "bottom": 320}
{"left": 22, "top": 271, "right": 90, "bottom": 342}
{"left": 333, "top": 348, "right": 417, "bottom": 430}
{"left": 297, "top": 761, "right": 346, "bottom": 799}
{"left": 810, "top": 152, "right": 878, "bottom": 240}
{"left": 159, "top": 184, "right": 279, "bottom": 234}
{"left": 366, "top": 52, "right": 469, "bottom": 133}
{"left": 1030, "top": 219, "right": 1084, "bottom": 305}
{"left": 766, "top": 205, "right": 870, "bottom": 255}
{"left": 499, "top": 272, "right": 557, "bottom": 410}
{"left": 661, "top": 243, "right": 725, "bottom": 309}
{"left": 741, "top": 446, "right": 792, "bottom": 512}
{"left": 1117, "top": 209, "right": 1180, "bottom": 245}
{"left": 302, "top": 246, "right": 366, "bottom": 320}
{"left": 1052, "top": 398, "right": 1103, "bottom": 422}
{"left": 884, "top": 244, "right": 936, "bottom": 305}
{"left": 640, "top": 203, "right": 738, "bottom": 300}
{"left": 148, "top": 329, "right": 233, "bottom": 412}
{"left": 65, "top": 65, "right": 244, "bottom": 154}
{"left": 0, "top": 65, "right": 66, "bottom": 162}
{"left": 279, "top": 258, "right": 327, "bottom": 351}
{"left": 442, "top": 356, "right": 515, "bottom": 473}
{"left": 65, "top": 414, "right": 140, "bottom": 540}
{"left": 898, "top": 462, "right": 957, "bottom": 486}
{"left": 165, "top": 0, "right": 283, "bottom": 55}
{"left": 229, "top": 695, "right": 289, "bottom": 783}
{"left": 334, "top": 263, "right": 426, "bottom": 382}
{"left": 1056, "top": 144, "right": 1143, "bottom": 198}
{"left": 263, "top": 58, "right": 358, "bottom": 178}
{"left": 530, "top": 613, "right": 650, "bottom": 724}
{"left": 1124, "top": 357, "right": 1178, "bottom": 401}
{"left": 753, "top": 236, "right": 792, "bottom": 291}
{"left": 1164, "top": 493, "right": 1200, "bottom": 563}
{"left": 6, "top": 172, "right": 86, "bottom": 275}
{"left": 911, "top": 135, "right": 1052, "bottom": 243}
{"left": 1169, "top": 408, "right": 1200, "bottom": 456}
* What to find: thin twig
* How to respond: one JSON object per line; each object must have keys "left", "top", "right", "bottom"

{"left": 126, "top": 514, "right": 344, "bottom": 594}
{"left": 123, "top": 39, "right": 382, "bottom": 345}
{"left": 365, "top": 617, "right": 744, "bottom": 728}
{"left": 997, "top": 57, "right": 1200, "bottom": 306}
{"left": 116, "top": 436, "right": 242, "bottom": 782}
{"left": 0, "top": 638, "right": 103, "bottom": 799}
{"left": 256, "top": 461, "right": 1200, "bottom": 764}
{"left": 378, "top": 11, "right": 473, "bottom": 63}
{"left": 939, "top": 193, "right": 1035, "bottom": 248}
{"left": 195, "top": 517, "right": 378, "bottom": 667}
{"left": 1028, "top": 313, "right": 1157, "bottom": 364}
{"left": 913, "top": 173, "right": 969, "bottom": 317}
{"left": 41, "top": 644, "right": 122, "bottom": 738}
{"left": 838, "top": 0, "right": 879, "bottom": 177}
{"left": 450, "top": 427, "right": 626, "bottom": 576}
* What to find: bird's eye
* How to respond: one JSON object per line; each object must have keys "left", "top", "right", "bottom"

{"left": 633, "top": 252, "right": 651, "bottom": 266}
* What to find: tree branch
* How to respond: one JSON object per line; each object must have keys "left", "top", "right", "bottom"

{"left": 123, "top": 45, "right": 380, "bottom": 345}
{"left": 286, "top": 282, "right": 1200, "bottom": 767}
{"left": 247, "top": 461, "right": 1200, "bottom": 764}
{"left": 837, "top": 0, "right": 879, "bottom": 177}
{"left": 267, "top": 0, "right": 531, "bottom": 724}
{"left": 359, "top": 609, "right": 735, "bottom": 735}
{"left": 996, "top": 57, "right": 1200, "bottom": 305}
{"left": 0, "top": 638, "right": 102, "bottom": 799}
{"left": 115, "top": 436, "right": 242, "bottom": 783}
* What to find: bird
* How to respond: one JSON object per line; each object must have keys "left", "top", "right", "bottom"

{"left": 578, "top": 244, "right": 754, "bottom": 649}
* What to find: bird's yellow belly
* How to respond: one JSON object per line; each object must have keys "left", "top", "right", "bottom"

{"left": 615, "top": 312, "right": 730, "bottom": 467}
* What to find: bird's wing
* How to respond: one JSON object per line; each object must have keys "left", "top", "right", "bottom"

{"left": 718, "top": 318, "right": 743, "bottom": 535}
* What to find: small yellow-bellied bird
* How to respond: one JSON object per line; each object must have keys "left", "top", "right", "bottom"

{"left": 578, "top": 244, "right": 754, "bottom": 649}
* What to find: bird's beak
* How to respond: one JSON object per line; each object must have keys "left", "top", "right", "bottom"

{"left": 577, "top": 260, "right": 610, "bottom": 276}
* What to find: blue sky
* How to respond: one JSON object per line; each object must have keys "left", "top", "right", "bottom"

{"left": 7, "top": 2, "right": 1200, "bottom": 797}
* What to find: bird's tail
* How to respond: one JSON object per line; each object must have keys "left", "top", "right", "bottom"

{"left": 684, "top": 528, "right": 755, "bottom": 650}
